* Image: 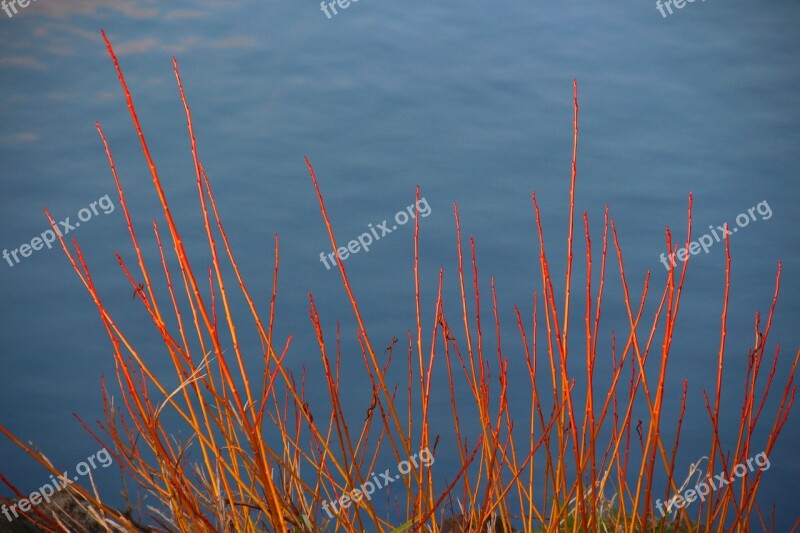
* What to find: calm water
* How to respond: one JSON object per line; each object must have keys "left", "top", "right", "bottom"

{"left": 1, "top": 0, "right": 799, "bottom": 528}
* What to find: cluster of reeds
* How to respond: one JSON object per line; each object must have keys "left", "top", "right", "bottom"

{"left": 1, "top": 31, "right": 797, "bottom": 533}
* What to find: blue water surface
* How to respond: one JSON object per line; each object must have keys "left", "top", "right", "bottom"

{"left": 1, "top": 0, "right": 799, "bottom": 529}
